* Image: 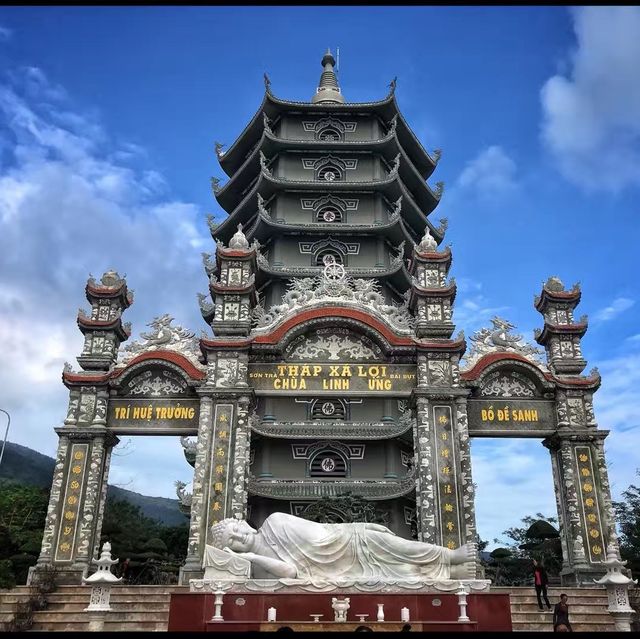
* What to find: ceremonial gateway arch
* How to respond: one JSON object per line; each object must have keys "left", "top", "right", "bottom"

{"left": 32, "top": 51, "right": 616, "bottom": 587}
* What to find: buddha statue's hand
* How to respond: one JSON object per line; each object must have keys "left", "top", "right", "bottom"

{"left": 223, "top": 546, "right": 256, "bottom": 560}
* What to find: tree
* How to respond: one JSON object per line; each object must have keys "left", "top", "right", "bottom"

{"left": 613, "top": 470, "right": 640, "bottom": 576}
{"left": 0, "top": 481, "right": 49, "bottom": 587}
{"left": 481, "top": 513, "right": 562, "bottom": 586}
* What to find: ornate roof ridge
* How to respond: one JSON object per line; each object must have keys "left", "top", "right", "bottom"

{"left": 255, "top": 259, "right": 407, "bottom": 280}
{"left": 251, "top": 419, "right": 413, "bottom": 440}
{"left": 267, "top": 89, "right": 395, "bottom": 110}
{"left": 263, "top": 126, "right": 396, "bottom": 147}
{"left": 215, "top": 126, "right": 425, "bottom": 206}
{"left": 254, "top": 206, "right": 409, "bottom": 234}
{"left": 248, "top": 475, "right": 415, "bottom": 500}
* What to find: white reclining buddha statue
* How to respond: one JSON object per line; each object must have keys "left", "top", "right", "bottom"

{"left": 202, "top": 512, "right": 477, "bottom": 584}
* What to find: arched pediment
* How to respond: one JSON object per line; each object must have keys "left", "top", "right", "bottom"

{"left": 285, "top": 327, "right": 384, "bottom": 361}
{"left": 464, "top": 355, "right": 555, "bottom": 399}
{"left": 110, "top": 353, "right": 203, "bottom": 397}
{"left": 255, "top": 310, "right": 415, "bottom": 357}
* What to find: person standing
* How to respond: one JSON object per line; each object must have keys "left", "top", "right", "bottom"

{"left": 553, "top": 593, "right": 572, "bottom": 632}
{"left": 533, "top": 559, "right": 551, "bottom": 611}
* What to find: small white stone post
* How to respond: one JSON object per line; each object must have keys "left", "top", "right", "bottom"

{"left": 82, "top": 541, "right": 122, "bottom": 631}
{"left": 267, "top": 606, "right": 277, "bottom": 622}
{"left": 457, "top": 585, "right": 470, "bottom": 623}
{"left": 401, "top": 606, "right": 410, "bottom": 622}
{"left": 211, "top": 583, "right": 225, "bottom": 622}
{"left": 594, "top": 545, "right": 637, "bottom": 632}
{"left": 376, "top": 602, "right": 385, "bottom": 621}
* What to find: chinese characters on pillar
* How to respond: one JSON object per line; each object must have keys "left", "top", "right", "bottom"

{"left": 207, "top": 404, "right": 234, "bottom": 533}
{"left": 575, "top": 446, "right": 606, "bottom": 562}
{"left": 433, "top": 406, "right": 461, "bottom": 550}
{"left": 54, "top": 443, "right": 89, "bottom": 561}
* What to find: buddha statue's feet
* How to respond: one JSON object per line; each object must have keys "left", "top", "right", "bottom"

{"left": 450, "top": 542, "right": 478, "bottom": 565}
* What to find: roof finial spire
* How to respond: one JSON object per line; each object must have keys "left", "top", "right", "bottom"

{"left": 311, "top": 48, "right": 345, "bottom": 104}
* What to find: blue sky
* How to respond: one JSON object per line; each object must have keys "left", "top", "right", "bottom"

{"left": 0, "top": 6, "right": 639, "bottom": 548}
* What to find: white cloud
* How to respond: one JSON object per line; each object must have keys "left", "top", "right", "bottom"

{"left": 591, "top": 349, "right": 640, "bottom": 500}
{"left": 452, "top": 279, "right": 510, "bottom": 334}
{"left": 456, "top": 145, "right": 517, "bottom": 197}
{"left": 0, "top": 66, "right": 210, "bottom": 467}
{"left": 540, "top": 6, "right": 640, "bottom": 191}
{"left": 0, "top": 25, "right": 11, "bottom": 41}
{"left": 471, "top": 439, "right": 557, "bottom": 547}
{"left": 593, "top": 297, "right": 635, "bottom": 322}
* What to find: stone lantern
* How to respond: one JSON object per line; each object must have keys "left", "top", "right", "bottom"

{"left": 593, "top": 545, "right": 637, "bottom": 631}
{"left": 83, "top": 541, "right": 122, "bottom": 630}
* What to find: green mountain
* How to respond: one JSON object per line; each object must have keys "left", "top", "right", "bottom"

{"left": 0, "top": 441, "right": 186, "bottom": 526}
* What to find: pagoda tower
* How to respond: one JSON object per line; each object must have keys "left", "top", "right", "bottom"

{"left": 198, "top": 49, "right": 473, "bottom": 559}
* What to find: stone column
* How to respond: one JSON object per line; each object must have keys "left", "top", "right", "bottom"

{"left": 544, "top": 432, "right": 611, "bottom": 585}
{"left": 382, "top": 398, "right": 394, "bottom": 423}
{"left": 454, "top": 398, "right": 478, "bottom": 546}
{"left": 91, "top": 433, "right": 118, "bottom": 562}
{"left": 181, "top": 394, "right": 215, "bottom": 583}
{"left": 31, "top": 435, "right": 71, "bottom": 580}
{"left": 258, "top": 438, "right": 273, "bottom": 478}
{"left": 593, "top": 437, "right": 618, "bottom": 549}
{"left": 413, "top": 396, "right": 437, "bottom": 543}
{"left": 384, "top": 441, "right": 398, "bottom": 479}
{"left": 230, "top": 395, "right": 252, "bottom": 520}
{"left": 30, "top": 428, "right": 113, "bottom": 584}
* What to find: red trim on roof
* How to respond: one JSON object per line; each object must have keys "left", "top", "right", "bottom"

{"left": 86, "top": 284, "right": 126, "bottom": 295}
{"left": 216, "top": 248, "right": 255, "bottom": 259}
{"left": 63, "top": 371, "right": 111, "bottom": 384}
{"left": 461, "top": 352, "right": 553, "bottom": 381}
{"left": 77, "top": 315, "right": 121, "bottom": 329}
{"left": 553, "top": 375, "right": 600, "bottom": 387}
{"left": 111, "top": 351, "right": 206, "bottom": 380}
{"left": 415, "top": 338, "right": 465, "bottom": 352}
{"left": 252, "top": 307, "right": 416, "bottom": 347}
{"left": 200, "top": 338, "right": 251, "bottom": 349}
{"left": 210, "top": 283, "right": 254, "bottom": 294}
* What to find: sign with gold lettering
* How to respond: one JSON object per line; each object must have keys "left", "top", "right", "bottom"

{"left": 55, "top": 443, "right": 88, "bottom": 562}
{"left": 248, "top": 363, "right": 416, "bottom": 395}
{"left": 575, "top": 446, "right": 606, "bottom": 562}
{"left": 107, "top": 398, "right": 199, "bottom": 433}
{"left": 467, "top": 399, "right": 556, "bottom": 435}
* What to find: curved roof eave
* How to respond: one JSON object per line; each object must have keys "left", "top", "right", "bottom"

{"left": 214, "top": 169, "right": 442, "bottom": 244}
{"left": 218, "top": 89, "right": 438, "bottom": 180}
{"left": 248, "top": 208, "right": 418, "bottom": 245}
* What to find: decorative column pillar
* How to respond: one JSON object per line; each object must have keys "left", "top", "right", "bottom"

{"left": 91, "top": 433, "right": 118, "bottom": 562}
{"left": 230, "top": 395, "right": 252, "bottom": 520}
{"left": 544, "top": 432, "right": 611, "bottom": 584}
{"left": 412, "top": 395, "right": 437, "bottom": 543}
{"left": 181, "top": 393, "right": 215, "bottom": 583}
{"left": 384, "top": 441, "right": 398, "bottom": 479}
{"left": 454, "top": 397, "right": 478, "bottom": 566}
{"left": 258, "top": 438, "right": 273, "bottom": 478}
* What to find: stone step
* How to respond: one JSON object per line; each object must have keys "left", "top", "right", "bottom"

{"left": 42, "top": 602, "right": 170, "bottom": 613}
{"left": 34, "top": 587, "right": 178, "bottom": 594}
{"left": 511, "top": 611, "right": 612, "bottom": 622}
{"left": 32, "top": 610, "right": 169, "bottom": 623}
{"left": 45, "top": 593, "right": 171, "bottom": 603}
{"left": 514, "top": 621, "right": 614, "bottom": 632}
{"left": 510, "top": 603, "right": 609, "bottom": 614}
{"left": 30, "top": 619, "right": 168, "bottom": 632}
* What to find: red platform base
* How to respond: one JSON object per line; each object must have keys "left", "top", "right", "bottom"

{"left": 168, "top": 591, "right": 512, "bottom": 632}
